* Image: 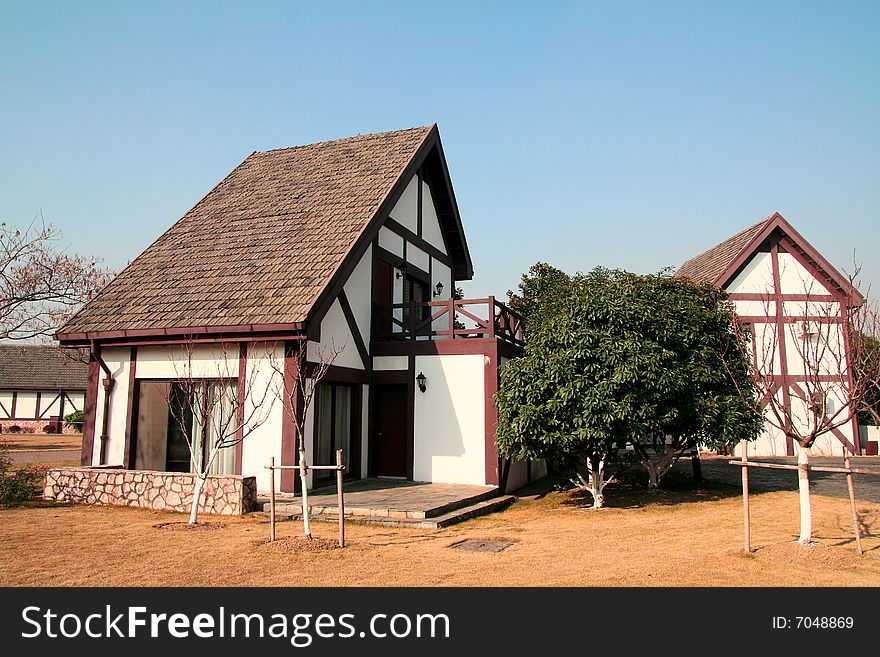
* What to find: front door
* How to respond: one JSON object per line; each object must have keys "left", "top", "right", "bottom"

{"left": 373, "top": 384, "right": 407, "bottom": 478}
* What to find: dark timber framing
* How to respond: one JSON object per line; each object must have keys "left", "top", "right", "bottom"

{"left": 715, "top": 214, "right": 863, "bottom": 456}
{"left": 123, "top": 346, "right": 139, "bottom": 468}
{"left": 57, "top": 125, "right": 531, "bottom": 492}
{"left": 338, "top": 290, "right": 370, "bottom": 371}
{"left": 80, "top": 356, "right": 100, "bottom": 466}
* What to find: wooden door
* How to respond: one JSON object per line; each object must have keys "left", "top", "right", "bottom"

{"left": 373, "top": 384, "right": 407, "bottom": 478}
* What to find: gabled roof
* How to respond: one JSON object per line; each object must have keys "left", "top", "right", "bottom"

{"left": 57, "top": 125, "right": 472, "bottom": 343}
{"left": 675, "top": 212, "right": 862, "bottom": 302}
{"left": 675, "top": 219, "right": 767, "bottom": 285}
{"left": 0, "top": 345, "right": 88, "bottom": 391}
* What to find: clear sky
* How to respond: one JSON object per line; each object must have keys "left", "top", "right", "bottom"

{"left": 1, "top": 0, "right": 878, "bottom": 300}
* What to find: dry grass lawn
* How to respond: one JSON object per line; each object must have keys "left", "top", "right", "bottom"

{"left": 1, "top": 433, "right": 82, "bottom": 450}
{"left": 2, "top": 478, "right": 880, "bottom": 586}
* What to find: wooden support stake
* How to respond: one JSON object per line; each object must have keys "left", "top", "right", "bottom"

{"left": 844, "top": 454, "right": 863, "bottom": 556}
{"left": 269, "top": 457, "right": 276, "bottom": 542}
{"left": 337, "top": 449, "right": 345, "bottom": 548}
{"left": 742, "top": 441, "right": 750, "bottom": 553}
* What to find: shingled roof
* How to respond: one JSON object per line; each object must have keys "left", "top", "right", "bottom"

{"left": 58, "top": 125, "right": 465, "bottom": 341}
{"left": 675, "top": 216, "right": 770, "bottom": 284}
{"left": 0, "top": 345, "right": 88, "bottom": 390}
{"left": 676, "top": 213, "right": 861, "bottom": 303}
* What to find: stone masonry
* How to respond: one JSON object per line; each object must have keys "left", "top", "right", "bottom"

{"left": 43, "top": 468, "right": 257, "bottom": 515}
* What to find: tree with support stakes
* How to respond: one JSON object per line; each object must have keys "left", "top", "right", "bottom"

{"left": 163, "top": 340, "right": 279, "bottom": 525}
{"left": 496, "top": 265, "right": 761, "bottom": 508}
{"left": 270, "top": 339, "right": 344, "bottom": 539}
{"left": 723, "top": 264, "right": 880, "bottom": 545}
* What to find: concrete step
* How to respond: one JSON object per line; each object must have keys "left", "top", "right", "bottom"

{"left": 256, "top": 495, "right": 516, "bottom": 529}
{"left": 261, "top": 486, "right": 500, "bottom": 520}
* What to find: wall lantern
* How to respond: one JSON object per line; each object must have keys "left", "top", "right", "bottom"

{"left": 396, "top": 263, "right": 408, "bottom": 279}
{"left": 416, "top": 371, "right": 427, "bottom": 393}
{"left": 433, "top": 281, "right": 444, "bottom": 297}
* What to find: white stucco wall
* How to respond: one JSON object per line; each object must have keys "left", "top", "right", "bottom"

{"left": 421, "top": 180, "right": 447, "bottom": 254}
{"left": 311, "top": 299, "right": 365, "bottom": 370}
{"left": 13, "top": 392, "right": 38, "bottom": 418}
{"left": 136, "top": 344, "right": 239, "bottom": 380}
{"left": 727, "top": 251, "right": 774, "bottom": 294}
{"left": 413, "top": 354, "right": 486, "bottom": 485}
{"left": 0, "top": 392, "right": 13, "bottom": 418}
{"left": 378, "top": 226, "right": 404, "bottom": 258}
{"left": 239, "top": 342, "right": 285, "bottom": 492}
{"left": 728, "top": 246, "right": 856, "bottom": 457}
{"left": 373, "top": 356, "right": 408, "bottom": 371}
{"left": 389, "top": 175, "right": 419, "bottom": 234}
{"left": 777, "top": 253, "right": 832, "bottom": 295}
{"left": 67, "top": 392, "right": 85, "bottom": 411}
{"left": 405, "top": 243, "right": 428, "bottom": 276}
{"left": 92, "top": 346, "right": 131, "bottom": 466}
{"left": 343, "top": 244, "right": 372, "bottom": 347}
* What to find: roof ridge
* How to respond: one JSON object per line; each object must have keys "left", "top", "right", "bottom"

{"left": 254, "top": 125, "right": 434, "bottom": 156}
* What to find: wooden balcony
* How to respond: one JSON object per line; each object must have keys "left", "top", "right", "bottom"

{"left": 373, "top": 296, "right": 524, "bottom": 348}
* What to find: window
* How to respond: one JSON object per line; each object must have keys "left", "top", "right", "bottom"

{"left": 403, "top": 275, "right": 429, "bottom": 326}
{"left": 314, "top": 383, "right": 356, "bottom": 482}
{"left": 134, "top": 380, "right": 238, "bottom": 475}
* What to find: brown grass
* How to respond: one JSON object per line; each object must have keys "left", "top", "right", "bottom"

{"left": 1, "top": 433, "right": 82, "bottom": 450}
{"left": 2, "top": 483, "right": 880, "bottom": 586}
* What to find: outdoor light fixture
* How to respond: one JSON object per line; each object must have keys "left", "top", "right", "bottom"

{"left": 396, "top": 263, "right": 408, "bottom": 279}
{"left": 433, "top": 281, "right": 444, "bottom": 297}
{"left": 416, "top": 371, "right": 427, "bottom": 393}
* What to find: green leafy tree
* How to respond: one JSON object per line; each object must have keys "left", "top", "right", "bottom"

{"left": 496, "top": 266, "right": 761, "bottom": 507}
{"left": 626, "top": 274, "right": 763, "bottom": 487}
{"left": 506, "top": 262, "right": 570, "bottom": 332}
{"left": 63, "top": 409, "right": 84, "bottom": 432}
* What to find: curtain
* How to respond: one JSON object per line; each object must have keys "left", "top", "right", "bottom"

{"left": 204, "top": 381, "right": 237, "bottom": 476}
{"left": 334, "top": 385, "right": 352, "bottom": 471}
{"left": 316, "top": 384, "right": 334, "bottom": 468}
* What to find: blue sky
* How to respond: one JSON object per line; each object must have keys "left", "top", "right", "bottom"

{"left": 1, "top": 0, "right": 878, "bottom": 299}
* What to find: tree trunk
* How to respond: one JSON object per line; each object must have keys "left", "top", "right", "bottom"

{"left": 641, "top": 444, "right": 676, "bottom": 489}
{"left": 299, "top": 447, "right": 312, "bottom": 538}
{"left": 587, "top": 456, "right": 606, "bottom": 509}
{"left": 797, "top": 446, "right": 813, "bottom": 544}
{"left": 188, "top": 473, "right": 207, "bottom": 525}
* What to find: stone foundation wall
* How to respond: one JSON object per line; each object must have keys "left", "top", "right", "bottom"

{"left": 1, "top": 421, "right": 80, "bottom": 435}
{"left": 43, "top": 468, "right": 257, "bottom": 515}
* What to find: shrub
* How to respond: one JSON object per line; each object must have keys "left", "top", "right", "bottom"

{"left": 0, "top": 443, "right": 46, "bottom": 507}
{"left": 43, "top": 424, "right": 58, "bottom": 434}
{"left": 7, "top": 425, "right": 21, "bottom": 434}
{"left": 64, "top": 410, "right": 84, "bottom": 432}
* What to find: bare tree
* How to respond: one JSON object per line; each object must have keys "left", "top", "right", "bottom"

{"left": 270, "top": 339, "right": 344, "bottom": 538}
{"left": 163, "top": 340, "right": 279, "bottom": 524}
{"left": 1, "top": 218, "right": 111, "bottom": 341}
{"left": 725, "top": 264, "right": 880, "bottom": 544}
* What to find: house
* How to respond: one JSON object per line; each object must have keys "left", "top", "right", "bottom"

{"left": 676, "top": 212, "right": 863, "bottom": 457}
{"left": 55, "top": 125, "right": 541, "bottom": 493}
{"left": 0, "top": 345, "right": 87, "bottom": 433}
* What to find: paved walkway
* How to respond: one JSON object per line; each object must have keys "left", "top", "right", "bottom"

{"left": 263, "top": 478, "right": 497, "bottom": 517}
{"left": 682, "top": 456, "right": 880, "bottom": 504}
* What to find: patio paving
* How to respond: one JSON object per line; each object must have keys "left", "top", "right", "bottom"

{"left": 258, "top": 478, "right": 514, "bottom": 528}
{"left": 676, "top": 456, "right": 880, "bottom": 504}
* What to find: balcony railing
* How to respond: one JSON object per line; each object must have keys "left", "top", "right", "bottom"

{"left": 373, "top": 296, "right": 524, "bottom": 347}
